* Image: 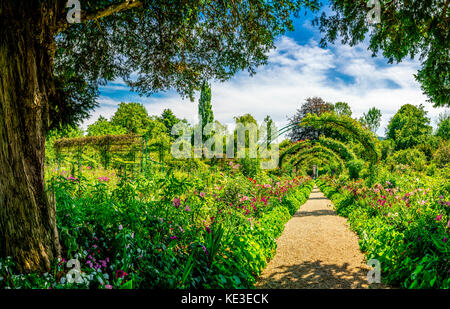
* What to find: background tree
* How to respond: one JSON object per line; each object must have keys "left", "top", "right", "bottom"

{"left": 263, "top": 115, "right": 275, "bottom": 147}
{"left": 333, "top": 102, "right": 352, "bottom": 117}
{"left": 87, "top": 116, "right": 127, "bottom": 136}
{"left": 314, "top": 0, "right": 449, "bottom": 107}
{"left": 234, "top": 113, "right": 258, "bottom": 150}
{"left": 111, "top": 102, "right": 151, "bottom": 135}
{"left": 386, "top": 104, "right": 433, "bottom": 150}
{"left": 436, "top": 112, "right": 450, "bottom": 140}
{"left": 360, "top": 107, "right": 382, "bottom": 134}
{"left": 287, "top": 97, "right": 334, "bottom": 141}
{"left": 0, "top": 0, "right": 320, "bottom": 272}
{"left": 198, "top": 81, "right": 214, "bottom": 142}
{"left": 160, "top": 109, "right": 183, "bottom": 137}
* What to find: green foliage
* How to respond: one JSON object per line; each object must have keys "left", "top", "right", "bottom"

{"left": 160, "top": 109, "right": 182, "bottom": 136}
{"left": 380, "top": 139, "right": 395, "bottom": 161}
{"left": 87, "top": 116, "right": 127, "bottom": 136}
{"left": 436, "top": 113, "right": 450, "bottom": 140}
{"left": 233, "top": 113, "right": 258, "bottom": 150}
{"left": 1, "top": 169, "right": 313, "bottom": 289}
{"left": 360, "top": 107, "right": 382, "bottom": 134}
{"left": 238, "top": 156, "right": 261, "bottom": 179}
{"left": 46, "top": 125, "right": 84, "bottom": 164}
{"left": 111, "top": 102, "right": 151, "bottom": 135}
{"left": 318, "top": 136, "right": 356, "bottom": 162}
{"left": 198, "top": 81, "right": 214, "bottom": 139}
{"left": 51, "top": 0, "right": 322, "bottom": 127}
{"left": 287, "top": 97, "right": 335, "bottom": 141}
{"left": 432, "top": 140, "right": 450, "bottom": 168}
{"left": 346, "top": 159, "right": 364, "bottom": 180}
{"left": 318, "top": 173, "right": 450, "bottom": 289}
{"left": 388, "top": 149, "right": 427, "bottom": 171}
{"left": 387, "top": 104, "right": 433, "bottom": 150}
{"left": 314, "top": 0, "right": 449, "bottom": 107}
{"left": 301, "top": 112, "right": 381, "bottom": 165}
{"left": 333, "top": 102, "right": 352, "bottom": 117}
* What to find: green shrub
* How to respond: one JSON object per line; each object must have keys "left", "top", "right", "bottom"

{"left": 346, "top": 159, "right": 364, "bottom": 180}
{"left": 389, "top": 148, "right": 427, "bottom": 170}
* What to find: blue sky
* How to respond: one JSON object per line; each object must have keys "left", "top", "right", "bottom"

{"left": 86, "top": 3, "right": 449, "bottom": 137}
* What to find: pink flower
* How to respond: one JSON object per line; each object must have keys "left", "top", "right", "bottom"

{"left": 105, "top": 285, "right": 112, "bottom": 289}
{"left": 119, "top": 224, "right": 123, "bottom": 230}
{"left": 443, "top": 237, "right": 448, "bottom": 243}
{"left": 116, "top": 269, "right": 128, "bottom": 279}
{"left": 202, "top": 245, "right": 208, "bottom": 255}
{"left": 436, "top": 215, "right": 443, "bottom": 221}
{"left": 200, "top": 192, "right": 206, "bottom": 198}
{"left": 173, "top": 198, "right": 181, "bottom": 208}
{"left": 185, "top": 205, "right": 191, "bottom": 212}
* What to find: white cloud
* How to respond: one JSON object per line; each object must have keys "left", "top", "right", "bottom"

{"left": 82, "top": 36, "right": 449, "bottom": 137}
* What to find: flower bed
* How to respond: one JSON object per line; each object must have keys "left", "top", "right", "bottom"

{"left": 316, "top": 176, "right": 449, "bottom": 289}
{"left": 0, "top": 171, "right": 313, "bottom": 289}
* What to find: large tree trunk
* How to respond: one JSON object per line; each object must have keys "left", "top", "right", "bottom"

{"left": 0, "top": 1, "right": 61, "bottom": 273}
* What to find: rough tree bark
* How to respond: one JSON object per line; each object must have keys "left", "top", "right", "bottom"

{"left": 0, "top": 1, "right": 61, "bottom": 273}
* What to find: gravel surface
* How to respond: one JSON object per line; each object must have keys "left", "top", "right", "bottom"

{"left": 256, "top": 186, "right": 379, "bottom": 289}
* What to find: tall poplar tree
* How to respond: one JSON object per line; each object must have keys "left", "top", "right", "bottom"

{"left": 198, "top": 80, "right": 214, "bottom": 141}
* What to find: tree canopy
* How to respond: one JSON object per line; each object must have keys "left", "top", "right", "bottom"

{"left": 314, "top": 0, "right": 449, "bottom": 107}
{"left": 53, "top": 0, "right": 321, "bottom": 129}
{"left": 287, "top": 97, "right": 334, "bottom": 141}
{"left": 436, "top": 112, "right": 450, "bottom": 140}
{"left": 110, "top": 102, "right": 151, "bottom": 134}
{"left": 360, "top": 107, "right": 382, "bottom": 134}
{"left": 333, "top": 102, "right": 352, "bottom": 117}
{"left": 386, "top": 104, "right": 433, "bottom": 150}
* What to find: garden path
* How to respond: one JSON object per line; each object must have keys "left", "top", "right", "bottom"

{"left": 256, "top": 186, "right": 377, "bottom": 289}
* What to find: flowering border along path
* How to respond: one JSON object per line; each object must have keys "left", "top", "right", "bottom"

{"left": 256, "top": 186, "right": 383, "bottom": 289}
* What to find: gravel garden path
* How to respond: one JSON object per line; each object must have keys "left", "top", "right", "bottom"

{"left": 256, "top": 186, "right": 376, "bottom": 289}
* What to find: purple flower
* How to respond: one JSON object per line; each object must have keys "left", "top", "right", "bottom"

{"left": 173, "top": 198, "right": 181, "bottom": 208}
{"left": 443, "top": 237, "right": 448, "bottom": 243}
{"left": 202, "top": 245, "right": 208, "bottom": 255}
{"left": 105, "top": 285, "right": 112, "bottom": 289}
{"left": 119, "top": 224, "right": 123, "bottom": 230}
{"left": 199, "top": 192, "right": 206, "bottom": 198}
{"left": 116, "top": 270, "right": 128, "bottom": 279}
{"left": 436, "top": 215, "right": 443, "bottom": 222}
{"left": 170, "top": 235, "right": 177, "bottom": 240}
{"left": 185, "top": 205, "right": 191, "bottom": 212}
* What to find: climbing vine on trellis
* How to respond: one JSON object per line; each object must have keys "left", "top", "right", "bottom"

{"left": 300, "top": 113, "right": 381, "bottom": 165}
